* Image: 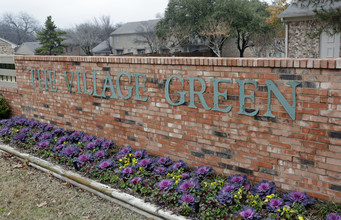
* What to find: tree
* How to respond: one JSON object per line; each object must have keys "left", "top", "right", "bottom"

{"left": 199, "top": 18, "right": 231, "bottom": 57}
{"left": 35, "top": 16, "right": 66, "bottom": 55}
{"left": 135, "top": 20, "right": 160, "bottom": 53}
{"left": 0, "top": 12, "right": 40, "bottom": 44}
{"left": 295, "top": 0, "right": 341, "bottom": 34}
{"left": 67, "top": 16, "right": 119, "bottom": 55}
{"left": 157, "top": 0, "right": 270, "bottom": 57}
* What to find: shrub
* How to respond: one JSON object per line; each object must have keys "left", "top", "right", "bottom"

{"left": 0, "top": 96, "right": 9, "bottom": 119}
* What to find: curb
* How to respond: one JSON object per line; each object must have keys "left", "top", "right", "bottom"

{"left": 0, "top": 144, "right": 189, "bottom": 220}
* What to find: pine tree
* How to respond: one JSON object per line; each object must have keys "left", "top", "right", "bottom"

{"left": 35, "top": 16, "right": 67, "bottom": 55}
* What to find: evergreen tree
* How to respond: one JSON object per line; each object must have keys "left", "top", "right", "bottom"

{"left": 35, "top": 16, "right": 66, "bottom": 55}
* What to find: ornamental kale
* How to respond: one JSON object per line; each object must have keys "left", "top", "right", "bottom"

{"left": 157, "top": 179, "right": 174, "bottom": 192}
{"left": 177, "top": 178, "right": 200, "bottom": 194}
{"left": 82, "top": 135, "right": 94, "bottom": 142}
{"left": 101, "top": 140, "right": 114, "bottom": 150}
{"left": 193, "top": 166, "right": 213, "bottom": 178}
{"left": 221, "top": 184, "right": 236, "bottom": 193}
{"left": 53, "top": 144, "right": 66, "bottom": 152}
{"left": 216, "top": 191, "right": 233, "bottom": 205}
{"left": 118, "top": 146, "right": 134, "bottom": 155}
{"left": 97, "top": 159, "right": 115, "bottom": 170}
{"left": 60, "top": 145, "right": 80, "bottom": 158}
{"left": 179, "top": 194, "right": 198, "bottom": 206}
{"left": 153, "top": 166, "right": 169, "bottom": 176}
{"left": 134, "top": 149, "right": 148, "bottom": 159}
{"left": 13, "top": 133, "right": 27, "bottom": 141}
{"left": 93, "top": 150, "right": 108, "bottom": 159}
{"left": 237, "top": 206, "right": 261, "bottom": 219}
{"left": 250, "top": 180, "right": 276, "bottom": 198}
{"left": 120, "top": 166, "right": 135, "bottom": 178}
{"left": 169, "top": 160, "right": 187, "bottom": 171}
{"left": 130, "top": 176, "right": 143, "bottom": 185}
{"left": 137, "top": 158, "right": 155, "bottom": 171}
{"left": 326, "top": 213, "right": 341, "bottom": 220}
{"left": 227, "top": 174, "right": 250, "bottom": 189}
{"left": 266, "top": 198, "right": 284, "bottom": 212}
{"left": 156, "top": 156, "right": 172, "bottom": 166}
{"left": 75, "top": 153, "right": 92, "bottom": 165}
{"left": 283, "top": 191, "right": 314, "bottom": 207}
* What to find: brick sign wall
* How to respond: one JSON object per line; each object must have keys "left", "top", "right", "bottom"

{"left": 1, "top": 55, "right": 341, "bottom": 202}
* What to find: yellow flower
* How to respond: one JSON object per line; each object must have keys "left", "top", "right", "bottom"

{"left": 298, "top": 216, "right": 304, "bottom": 220}
{"left": 234, "top": 195, "right": 238, "bottom": 198}
{"left": 252, "top": 200, "right": 257, "bottom": 205}
{"left": 119, "top": 159, "right": 122, "bottom": 162}
{"left": 277, "top": 209, "right": 281, "bottom": 212}
{"left": 264, "top": 199, "right": 269, "bottom": 203}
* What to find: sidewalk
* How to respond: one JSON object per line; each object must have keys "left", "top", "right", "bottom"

{"left": 0, "top": 151, "right": 147, "bottom": 220}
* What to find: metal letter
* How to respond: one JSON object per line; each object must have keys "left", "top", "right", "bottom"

{"left": 116, "top": 72, "right": 133, "bottom": 100}
{"left": 237, "top": 80, "right": 259, "bottom": 116}
{"left": 188, "top": 77, "right": 210, "bottom": 110}
{"left": 133, "top": 73, "right": 149, "bottom": 101}
{"left": 165, "top": 75, "right": 186, "bottom": 106}
{"left": 211, "top": 78, "right": 232, "bottom": 113}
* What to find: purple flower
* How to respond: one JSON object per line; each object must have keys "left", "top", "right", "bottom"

{"left": 153, "top": 166, "right": 169, "bottom": 176}
{"left": 39, "top": 132, "right": 52, "bottom": 141}
{"left": 156, "top": 156, "right": 173, "bottom": 166}
{"left": 86, "top": 141, "right": 96, "bottom": 150}
{"left": 56, "top": 135, "right": 68, "bottom": 145}
{"left": 53, "top": 144, "right": 66, "bottom": 152}
{"left": 177, "top": 179, "right": 200, "bottom": 193}
{"left": 157, "top": 179, "right": 174, "bottom": 192}
{"left": 101, "top": 140, "right": 114, "bottom": 149}
{"left": 0, "top": 119, "right": 8, "bottom": 125}
{"left": 250, "top": 180, "right": 276, "bottom": 198}
{"left": 93, "top": 150, "right": 107, "bottom": 159}
{"left": 76, "top": 153, "right": 92, "bottom": 165}
{"left": 13, "top": 133, "right": 27, "bottom": 141}
{"left": 115, "top": 154, "right": 125, "bottom": 160}
{"left": 137, "top": 158, "right": 155, "bottom": 171}
{"left": 32, "top": 131, "right": 43, "bottom": 141}
{"left": 120, "top": 166, "right": 135, "bottom": 178}
{"left": 180, "top": 173, "right": 191, "bottom": 179}
{"left": 237, "top": 206, "right": 261, "bottom": 220}
{"left": 326, "top": 213, "right": 341, "bottom": 220}
{"left": 193, "top": 166, "right": 214, "bottom": 178}
{"left": 134, "top": 149, "right": 148, "bottom": 159}
{"left": 28, "top": 119, "right": 39, "bottom": 128}
{"left": 221, "top": 184, "right": 236, "bottom": 193}
{"left": 227, "top": 174, "right": 250, "bottom": 189}
{"left": 16, "top": 118, "right": 27, "bottom": 125}
{"left": 283, "top": 191, "right": 314, "bottom": 207}
{"left": 37, "top": 140, "right": 50, "bottom": 149}
{"left": 118, "top": 146, "right": 134, "bottom": 155}
{"left": 82, "top": 135, "right": 93, "bottom": 142}
{"left": 45, "top": 124, "right": 54, "bottom": 131}
{"left": 40, "top": 123, "right": 48, "bottom": 129}
{"left": 130, "top": 176, "right": 143, "bottom": 185}
{"left": 266, "top": 198, "right": 284, "bottom": 212}
{"left": 0, "top": 127, "right": 10, "bottom": 136}
{"left": 60, "top": 145, "right": 80, "bottom": 158}
{"left": 52, "top": 128, "right": 64, "bottom": 136}
{"left": 6, "top": 120, "right": 14, "bottom": 127}
{"left": 179, "top": 194, "right": 198, "bottom": 206}
{"left": 97, "top": 159, "right": 115, "bottom": 170}
{"left": 169, "top": 160, "right": 187, "bottom": 171}
{"left": 69, "top": 131, "right": 83, "bottom": 142}
{"left": 19, "top": 127, "right": 30, "bottom": 133}
{"left": 216, "top": 191, "right": 233, "bottom": 204}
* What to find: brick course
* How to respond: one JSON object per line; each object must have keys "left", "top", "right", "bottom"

{"left": 1, "top": 55, "right": 341, "bottom": 202}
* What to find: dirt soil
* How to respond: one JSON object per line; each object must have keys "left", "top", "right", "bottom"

{"left": 0, "top": 151, "right": 148, "bottom": 220}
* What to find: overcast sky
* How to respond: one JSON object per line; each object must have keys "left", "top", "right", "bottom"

{"left": 0, "top": 0, "right": 169, "bottom": 29}
{"left": 1, "top": 0, "right": 273, "bottom": 29}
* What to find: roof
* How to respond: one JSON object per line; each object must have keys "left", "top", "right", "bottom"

{"left": 19, "top": 42, "right": 41, "bottom": 52}
{"left": 278, "top": 1, "right": 341, "bottom": 19}
{"left": 92, "top": 38, "right": 112, "bottom": 53}
{"left": 0, "top": 37, "right": 17, "bottom": 48}
{"left": 111, "top": 19, "right": 159, "bottom": 35}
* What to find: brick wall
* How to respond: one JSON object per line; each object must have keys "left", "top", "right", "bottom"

{"left": 1, "top": 55, "right": 341, "bottom": 202}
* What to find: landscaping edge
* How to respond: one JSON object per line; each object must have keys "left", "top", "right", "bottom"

{"left": 0, "top": 144, "right": 188, "bottom": 220}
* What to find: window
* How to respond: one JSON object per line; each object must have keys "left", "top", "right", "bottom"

{"left": 115, "top": 36, "right": 119, "bottom": 43}
{"left": 116, "top": 49, "right": 123, "bottom": 55}
{"left": 126, "top": 35, "right": 130, "bottom": 40}
{"left": 137, "top": 49, "right": 145, "bottom": 54}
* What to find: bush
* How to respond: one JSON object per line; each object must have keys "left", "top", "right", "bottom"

{"left": 0, "top": 96, "right": 9, "bottom": 119}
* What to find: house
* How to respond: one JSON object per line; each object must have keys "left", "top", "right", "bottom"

{"left": 15, "top": 42, "right": 41, "bottom": 55}
{"left": 110, "top": 19, "right": 160, "bottom": 55}
{"left": 0, "top": 37, "right": 17, "bottom": 55}
{"left": 92, "top": 38, "right": 112, "bottom": 56}
{"left": 278, "top": 1, "right": 341, "bottom": 58}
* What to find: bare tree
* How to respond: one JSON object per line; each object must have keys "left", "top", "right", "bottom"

{"left": 93, "top": 15, "right": 119, "bottom": 54}
{"left": 0, "top": 12, "right": 40, "bottom": 44}
{"left": 199, "top": 18, "right": 231, "bottom": 57}
{"left": 157, "top": 25, "right": 191, "bottom": 54}
{"left": 67, "top": 23, "right": 101, "bottom": 55}
{"left": 135, "top": 21, "right": 159, "bottom": 53}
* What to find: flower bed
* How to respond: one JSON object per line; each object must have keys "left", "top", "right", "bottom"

{"left": 0, "top": 116, "right": 340, "bottom": 220}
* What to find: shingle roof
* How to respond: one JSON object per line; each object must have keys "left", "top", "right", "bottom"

{"left": 0, "top": 37, "right": 17, "bottom": 48}
{"left": 278, "top": 1, "right": 341, "bottom": 18}
{"left": 20, "top": 42, "right": 41, "bottom": 52}
{"left": 111, "top": 19, "right": 159, "bottom": 35}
